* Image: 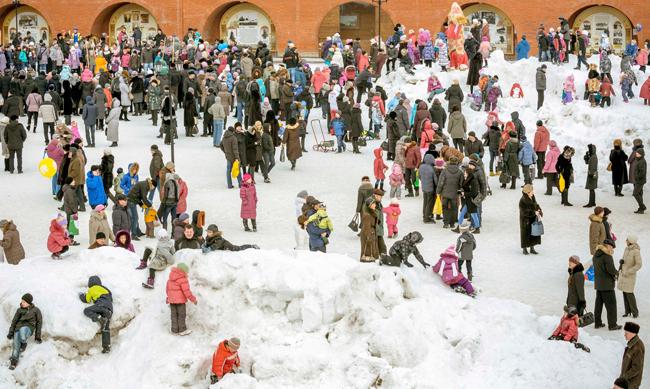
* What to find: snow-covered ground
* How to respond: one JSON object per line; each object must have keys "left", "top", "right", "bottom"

{"left": 0, "top": 51, "right": 649, "bottom": 387}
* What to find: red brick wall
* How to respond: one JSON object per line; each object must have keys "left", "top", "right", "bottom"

{"left": 2, "top": 0, "right": 647, "bottom": 55}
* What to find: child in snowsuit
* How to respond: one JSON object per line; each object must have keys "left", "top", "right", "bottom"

{"left": 165, "top": 263, "right": 197, "bottom": 336}
{"left": 456, "top": 222, "right": 476, "bottom": 280}
{"left": 47, "top": 213, "right": 73, "bottom": 259}
{"left": 620, "top": 73, "right": 634, "bottom": 103}
{"left": 78, "top": 276, "right": 112, "bottom": 353}
{"left": 548, "top": 306, "right": 590, "bottom": 352}
{"left": 469, "top": 89, "right": 483, "bottom": 111}
{"left": 240, "top": 173, "right": 258, "bottom": 232}
{"left": 382, "top": 198, "right": 402, "bottom": 238}
{"left": 331, "top": 114, "right": 346, "bottom": 153}
{"left": 562, "top": 74, "right": 576, "bottom": 104}
{"left": 373, "top": 148, "right": 388, "bottom": 190}
{"left": 210, "top": 338, "right": 241, "bottom": 384}
{"left": 388, "top": 164, "right": 405, "bottom": 199}
{"left": 306, "top": 207, "right": 334, "bottom": 235}
{"left": 7, "top": 293, "right": 42, "bottom": 370}
{"left": 427, "top": 75, "right": 445, "bottom": 102}
{"left": 379, "top": 231, "right": 429, "bottom": 267}
{"left": 201, "top": 224, "right": 259, "bottom": 252}
{"left": 144, "top": 207, "right": 158, "bottom": 238}
{"left": 432, "top": 245, "right": 476, "bottom": 296}
{"left": 371, "top": 101, "right": 383, "bottom": 138}
{"left": 485, "top": 81, "right": 502, "bottom": 112}
{"left": 139, "top": 229, "right": 176, "bottom": 288}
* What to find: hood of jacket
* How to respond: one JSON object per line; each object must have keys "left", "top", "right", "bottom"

{"left": 511, "top": 112, "right": 519, "bottom": 121}
{"left": 88, "top": 275, "right": 103, "bottom": 288}
{"left": 423, "top": 154, "right": 435, "bottom": 165}
{"left": 169, "top": 266, "right": 188, "bottom": 282}
{"left": 85, "top": 96, "right": 94, "bottom": 105}
{"left": 373, "top": 148, "right": 383, "bottom": 159}
{"left": 90, "top": 209, "right": 106, "bottom": 222}
{"left": 417, "top": 100, "right": 428, "bottom": 111}
{"left": 115, "top": 230, "right": 131, "bottom": 247}
{"left": 589, "top": 214, "right": 602, "bottom": 223}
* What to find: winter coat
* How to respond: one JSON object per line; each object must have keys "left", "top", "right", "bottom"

{"left": 620, "top": 335, "right": 645, "bottom": 389}
{"left": 7, "top": 304, "right": 42, "bottom": 341}
{"left": 106, "top": 101, "right": 120, "bottom": 142}
{"left": 80, "top": 276, "right": 113, "bottom": 312}
{"left": 373, "top": 148, "right": 388, "bottom": 180}
{"left": 518, "top": 140, "right": 536, "bottom": 166}
{"left": 356, "top": 182, "right": 374, "bottom": 213}
{"left": 447, "top": 111, "right": 466, "bottom": 140}
{"left": 634, "top": 156, "right": 647, "bottom": 185}
{"left": 111, "top": 204, "right": 130, "bottom": 236}
{"left": 68, "top": 152, "right": 86, "bottom": 185}
{"left": 504, "top": 139, "right": 520, "bottom": 177}
{"left": 166, "top": 267, "right": 197, "bottom": 304}
{"left": 516, "top": 38, "right": 530, "bottom": 60}
{"left": 360, "top": 208, "right": 379, "bottom": 259}
{"left": 4, "top": 121, "right": 26, "bottom": 150}
{"left": 388, "top": 232, "right": 427, "bottom": 266}
{"left": 149, "top": 237, "right": 176, "bottom": 271}
{"left": 588, "top": 214, "right": 606, "bottom": 255}
{"left": 350, "top": 107, "right": 363, "bottom": 138}
{"left": 282, "top": 124, "right": 302, "bottom": 162}
{"left": 25, "top": 92, "right": 42, "bottom": 112}
{"left": 444, "top": 84, "right": 464, "bottom": 112}
{"left": 566, "top": 263, "right": 586, "bottom": 311}
{"left": 1, "top": 222, "right": 25, "bottom": 264}
{"left": 211, "top": 340, "right": 241, "bottom": 378}
{"left": 551, "top": 314, "right": 579, "bottom": 342}
{"left": 47, "top": 219, "right": 71, "bottom": 253}
{"left": 245, "top": 131, "right": 263, "bottom": 165}
{"left": 585, "top": 153, "right": 598, "bottom": 190}
{"left": 382, "top": 204, "right": 401, "bottom": 226}
{"left": 593, "top": 245, "right": 617, "bottom": 291}
{"left": 533, "top": 126, "right": 550, "bottom": 152}
{"left": 240, "top": 182, "right": 257, "bottom": 219}
{"left": 221, "top": 129, "right": 239, "bottom": 162}
{"left": 432, "top": 251, "right": 464, "bottom": 285}
{"left": 120, "top": 168, "right": 139, "bottom": 196}
{"left": 394, "top": 104, "right": 410, "bottom": 136}
{"left": 404, "top": 144, "right": 421, "bottom": 169}
{"left": 464, "top": 138, "right": 484, "bottom": 158}
{"left": 617, "top": 242, "right": 642, "bottom": 293}
{"left": 39, "top": 97, "right": 58, "bottom": 123}
{"left": 519, "top": 193, "right": 541, "bottom": 248}
{"left": 419, "top": 154, "right": 437, "bottom": 193}
{"left": 535, "top": 67, "right": 546, "bottom": 91}
{"left": 467, "top": 53, "right": 483, "bottom": 86}
{"left": 437, "top": 163, "right": 463, "bottom": 199}
{"left": 543, "top": 142, "right": 561, "bottom": 173}
{"left": 461, "top": 172, "right": 480, "bottom": 213}
{"left": 89, "top": 210, "right": 114, "bottom": 243}
{"left": 413, "top": 101, "right": 431, "bottom": 140}
{"left": 86, "top": 172, "right": 107, "bottom": 208}
{"left": 149, "top": 150, "right": 164, "bottom": 180}
{"left": 127, "top": 180, "right": 152, "bottom": 208}
{"left": 456, "top": 231, "right": 476, "bottom": 261}
{"left": 62, "top": 184, "right": 79, "bottom": 215}
{"left": 429, "top": 100, "right": 447, "bottom": 130}
{"left": 81, "top": 97, "right": 97, "bottom": 126}
{"left": 640, "top": 77, "right": 650, "bottom": 100}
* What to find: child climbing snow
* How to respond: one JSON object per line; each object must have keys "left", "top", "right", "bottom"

{"left": 456, "top": 222, "right": 477, "bottom": 280}
{"left": 240, "top": 173, "right": 258, "bottom": 232}
{"left": 388, "top": 164, "right": 405, "bottom": 199}
{"left": 78, "top": 276, "right": 112, "bottom": 353}
{"left": 432, "top": 245, "right": 476, "bottom": 297}
{"left": 139, "top": 229, "right": 176, "bottom": 289}
{"left": 165, "top": 263, "right": 197, "bottom": 336}
{"left": 373, "top": 147, "right": 388, "bottom": 190}
{"left": 548, "top": 306, "right": 590, "bottom": 352}
{"left": 47, "top": 213, "right": 73, "bottom": 259}
{"left": 210, "top": 338, "right": 241, "bottom": 384}
{"left": 379, "top": 231, "right": 429, "bottom": 267}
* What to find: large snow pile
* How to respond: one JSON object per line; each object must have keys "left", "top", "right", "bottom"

{"left": 0, "top": 247, "right": 622, "bottom": 388}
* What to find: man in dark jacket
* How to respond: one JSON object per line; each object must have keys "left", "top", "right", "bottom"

{"left": 112, "top": 194, "right": 131, "bottom": 236}
{"left": 429, "top": 98, "right": 447, "bottom": 130}
{"left": 4, "top": 115, "right": 27, "bottom": 173}
{"left": 593, "top": 239, "right": 622, "bottom": 330}
{"left": 437, "top": 157, "right": 464, "bottom": 228}
{"left": 127, "top": 179, "right": 155, "bottom": 240}
{"left": 79, "top": 276, "right": 112, "bottom": 353}
{"left": 574, "top": 31, "right": 589, "bottom": 70}
{"left": 220, "top": 126, "right": 241, "bottom": 188}
{"left": 148, "top": 145, "right": 163, "bottom": 201}
{"left": 511, "top": 111, "right": 526, "bottom": 142}
{"left": 2, "top": 92, "right": 22, "bottom": 117}
{"left": 175, "top": 224, "right": 201, "bottom": 250}
{"left": 619, "top": 322, "right": 645, "bottom": 389}
{"left": 464, "top": 131, "right": 484, "bottom": 158}
{"left": 7, "top": 293, "right": 42, "bottom": 370}
{"left": 632, "top": 148, "right": 647, "bottom": 214}
{"left": 535, "top": 65, "right": 547, "bottom": 110}
{"left": 419, "top": 154, "right": 437, "bottom": 223}
{"left": 201, "top": 224, "right": 258, "bottom": 252}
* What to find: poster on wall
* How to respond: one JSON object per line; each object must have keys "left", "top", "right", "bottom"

{"left": 225, "top": 10, "right": 272, "bottom": 46}
{"left": 110, "top": 5, "right": 158, "bottom": 42}
{"left": 6, "top": 11, "right": 49, "bottom": 43}
{"left": 464, "top": 10, "right": 511, "bottom": 53}
{"left": 579, "top": 12, "right": 627, "bottom": 54}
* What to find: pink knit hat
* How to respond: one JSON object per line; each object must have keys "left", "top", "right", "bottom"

{"left": 443, "top": 245, "right": 457, "bottom": 257}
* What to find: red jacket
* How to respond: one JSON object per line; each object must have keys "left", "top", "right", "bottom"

{"left": 176, "top": 179, "right": 189, "bottom": 215}
{"left": 600, "top": 81, "right": 615, "bottom": 97}
{"left": 166, "top": 267, "right": 197, "bottom": 304}
{"left": 373, "top": 148, "right": 388, "bottom": 180}
{"left": 640, "top": 77, "right": 650, "bottom": 100}
{"left": 372, "top": 95, "right": 385, "bottom": 116}
{"left": 533, "top": 126, "right": 550, "bottom": 152}
{"left": 419, "top": 121, "right": 435, "bottom": 149}
{"left": 552, "top": 314, "right": 579, "bottom": 341}
{"left": 212, "top": 340, "right": 240, "bottom": 378}
{"left": 404, "top": 144, "right": 422, "bottom": 169}
{"left": 47, "top": 219, "right": 71, "bottom": 253}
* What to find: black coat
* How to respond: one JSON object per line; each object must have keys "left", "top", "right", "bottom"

{"left": 461, "top": 173, "right": 480, "bottom": 213}
{"left": 245, "top": 131, "right": 263, "bottom": 165}
{"left": 111, "top": 204, "right": 131, "bottom": 235}
{"left": 349, "top": 107, "right": 363, "bottom": 138}
{"left": 444, "top": 85, "right": 464, "bottom": 112}
{"left": 183, "top": 93, "right": 197, "bottom": 127}
{"left": 518, "top": 193, "right": 541, "bottom": 248}
{"left": 8, "top": 304, "right": 42, "bottom": 341}
{"left": 566, "top": 263, "right": 586, "bottom": 314}
{"left": 467, "top": 53, "right": 483, "bottom": 86}
{"left": 429, "top": 102, "right": 447, "bottom": 130}
{"left": 593, "top": 247, "right": 617, "bottom": 291}
{"left": 556, "top": 154, "right": 574, "bottom": 182}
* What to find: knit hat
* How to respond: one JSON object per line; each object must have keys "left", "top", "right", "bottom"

{"left": 243, "top": 173, "right": 252, "bottom": 182}
{"left": 165, "top": 161, "right": 175, "bottom": 170}
{"left": 373, "top": 188, "right": 384, "bottom": 196}
{"left": 207, "top": 224, "right": 219, "bottom": 233}
{"left": 96, "top": 232, "right": 106, "bottom": 240}
{"left": 95, "top": 204, "right": 106, "bottom": 212}
{"left": 568, "top": 255, "right": 581, "bottom": 264}
{"left": 624, "top": 322, "right": 640, "bottom": 334}
{"left": 390, "top": 198, "right": 399, "bottom": 205}
{"left": 297, "top": 190, "right": 308, "bottom": 199}
{"left": 21, "top": 293, "right": 33, "bottom": 305}
{"left": 434, "top": 159, "right": 445, "bottom": 168}
{"left": 468, "top": 131, "right": 476, "bottom": 137}
{"left": 448, "top": 156, "right": 459, "bottom": 165}
{"left": 459, "top": 221, "right": 471, "bottom": 231}
{"left": 151, "top": 144, "right": 159, "bottom": 150}
{"left": 177, "top": 263, "right": 189, "bottom": 274}
{"left": 627, "top": 235, "right": 638, "bottom": 244}
{"left": 178, "top": 213, "right": 190, "bottom": 222}
{"left": 443, "top": 245, "right": 457, "bottom": 257}
{"left": 228, "top": 337, "right": 241, "bottom": 350}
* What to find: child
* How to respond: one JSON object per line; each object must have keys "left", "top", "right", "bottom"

{"left": 422, "top": 40, "right": 435, "bottom": 67}
{"left": 620, "top": 73, "right": 633, "bottom": 103}
{"left": 78, "top": 276, "right": 112, "bottom": 353}
{"left": 144, "top": 206, "right": 158, "bottom": 238}
{"left": 210, "top": 338, "right": 241, "bottom": 384}
{"left": 427, "top": 75, "right": 445, "bottom": 102}
{"left": 165, "top": 263, "right": 197, "bottom": 336}
{"left": 548, "top": 306, "right": 590, "bottom": 352}
{"left": 69, "top": 121, "right": 81, "bottom": 143}
{"left": 485, "top": 81, "right": 502, "bottom": 112}
{"left": 388, "top": 164, "right": 405, "bottom": 199}
{"left": 434, "top": 34, "right": 448, "bottom": 71}
{"left": 331, "top": 113, "right": 346, "bottom": 153}
{"left": 240, "top": 173, "right": 258, "bottom": 232}
{"left": 7, "top": 293, "right": 42, "bottom": 370}
{"left": 306, "top": 203, "right": 334, "bottom": 247}
{"left": 432, "top": 245, "right": 476, "bottom": 297}
{"left": 479, "top": 36, "right": 491, "bottom": 66}
{"left": 114, "top": 229, "right": 135, "bottom": 252}
{"left": 112, "top": 167, "right": 125, "bottom": 195}
{"left": 47, "top": 213, "right": 73, "bottom": 259}
{"left": 379, "top": 231, "right": 429, "bottom": 267}
{"left": 641, "top": 75, "right": 650, "bottom": 105}
{"left": 140, "top": 229, "right": 176, "bottom": 289}
{"left": 373, "top": 147, "right": 388, "bottom": 190}
{"left": 370, "top": 101, "right": 383, "bottom": 138}
{"left": 562, "top": 74, "right": 576, "bottom": 104}
{"left": 456, "top": 222, "right": 477, "bottom": 280}
{"left": 202, "top": 224, "right": 259, "bottom": 252}
{"left": 383, "top": 198, "right": 402, "bottom": 238}
{"left": 469, "top": 89, "right": 483, "bottom": 111}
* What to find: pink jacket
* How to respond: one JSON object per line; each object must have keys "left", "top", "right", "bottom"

{"left": 637, "top": 49, "right": 649, "bottom": 66}
{"left": 240, "top": 183, "right": 257, "bottom": 219}
{"left": 427, "top": 77, "right": 442, "bottom": 93}
{"left": 47, "top": 219, "right": 71, "bottom": 253}
{"left": 479, "top": 41, "right": 491, "bottom": 58}
{"left": 120, "top": 54, "right": 131, "bottom": 68}
{"left": 543, "top": 141, "right": 560, "bottom": 173}
{"left": 166, "top": 267, "right": 197, "bottom": 304}
{"left": 389, "top": 164, "right": 405, "bottom": 187}
{"left": 81, "top": 68, "right": 93, "bottom": 82}
{"left": 640, "top": 77, "right": 650, "bottom": 100}
{"left": 432, "top": 247, "right": 463, "bottom": 285}
{"left": 311, "top": 70, "right": 328, "bottom": 94}
{"left": 357, "top": 55, "right": 370, "bottom": 72}
{"left": 26, "top": 93, "right": 42, "bottom": 112}
{"left": 46, "top": 140, "right": 65, "bottom": 168}
{"left": 417, "top": 30, "right": 431, "bottom": 46}
{"left": 176, "top": 179, "right": 189, "bottom": 214}
{"left": 382, "top": 204, "right": 401, "bottom": 226}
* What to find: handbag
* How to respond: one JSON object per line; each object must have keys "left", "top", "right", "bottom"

{"left": 606, "top": 162, "right": 612, "bottom": 171}
{"left": 579, "top": 312, "right": 595, "bottom": 327}
{"left": 433, "top": 195, "right": 443, "bottom": 216}
{"left": 558, "top": 174, "right": 566, "bottom": 193}
{"left": 531, "top": 216, "right": 544, "bottom": 237}
{"left": 348, "top": 214, "right": 360, "bottom": 232}
{"left": 231, "top": 160, "right": 240, "bottom": 178}
{"left": 280, "top": 145, "right": 286, "bottom": 162}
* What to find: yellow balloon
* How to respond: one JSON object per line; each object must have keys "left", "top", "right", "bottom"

{"left": 39, "top": 157, "right": 57, "bottom": 178}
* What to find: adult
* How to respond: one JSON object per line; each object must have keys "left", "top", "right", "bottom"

{"left": 503, "top": 131, "right": 520, "bottom": 189}
{"left": 81, "top": 96, "right": 98, "bottom": 147}
{"left": 593, "top": 238, "right": 621, "bottom": 330}
{"left": 444, "top": 79, "right": 464, "bottom": 112}
{"left": 584, "top": 144, "right": 598, "bottom": 207}
{"left": 386, "top": 111, "right": 400, "bottom": 161}
{"left": 437, "top": 156, "right": 463, "bottom": 229}
{"left": 359, "top": 198, "right": 379, "bottom": 262}
{"left": 618, "top": 235, "right": 642, "bottom": 318}
{"left": 447, "top": 106, "right": 467, "bottom": 150}
{"left": 556, "top": 146, "right": 575, "bottom": 206}
{"left": 38, "top": 94, "right": 58, "bottom": 144}
{"left": 89, "top": 204, "right": 115, "bottom": 244}
{"left": 429, "top": 98, "right": 447, "bottom": 130}
{"left": 535, "top": 64, "right": 547, "bottom": 110}
{"left": 148, "top": 145, "right": 164, "bottom": 201}
{"left": 610, "top": 139, "right": 629, "bottom": 197}
{"left": 419, "top": 154, "right": 437, "bottom": 223}
{"left": 4, "top": 115, "right": 26, "bottom": 174}
{"left": 467, "top": 52, "right": 482, "bottom": 93}
{"left": 127, "top": 179, "right": 155, "bottom": 240}
{"left": 220, "top": 126, "right": 241, "bottom": 189}
{"left": 282, "top": 118, "right": 302, "bottom": 170}
{"left": 631, "top": 149, "right": 647, "bottom": 214}
{"left": 575, "top": 31, "right": 589, "bottom": 70}
{"left": 0, "top": 220, "right": 25, "bottom": 265}
{"left": 518, "top": 184, "right": 542, "bottom": 255}
{"left": 159, "top": 172, "right": 180, "bottom": 231}
{"left": 566, "top": 255, "right": 586, "bottom": 316}
{"left": 619, "top": 322, "right": 645, "bottom": 389}
{"left": 589, "top": 206, "right": 607, "bottom": 256}
{"left": 105, "top": 100, "right": 121, "bottom": 147}
{"left": 516, "top": 35, "right": 530, "bottom": 60}
{"left": 355, "top": 176, "right": 374, "bottom": 217}
{"left": 533, "top": 120, "right": 549, "bottom": 179}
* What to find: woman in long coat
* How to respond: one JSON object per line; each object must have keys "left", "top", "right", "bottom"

{"left": 0, "top": 220, "right": 25, "bottom": 265}
{"left": 282, "top": 119, "right": 302, "bottom": 170}
{"left": 618, "top": 235, "right": 642, "bottom": 318}
{"left": 566, "top": 255, "right": 586, "bottom": 316}
{"left": 584, "top": 144, "right": 598, "bottom": 207}
{"left": 119, "top": 77, "right": 131, "bottom": 120}
{"left": 466, "top": 52, "right": 483, "bottom": 92}
{"left": 183, "top": 89, "right": 198, "bottom": 137}
{"left": 359, "top": 199, "right": 379, "bottom": 262}
{"left": 93, "top": 85, "right": 107, "bottom": 131}
{"left": 518, "top": 184, "right": 542, "bottom": 254}
{"left": 609, "top": 138, "right": 628, "bottom": 196}
{"left": 105, "top": 100, "right": 121, "bottom": 147}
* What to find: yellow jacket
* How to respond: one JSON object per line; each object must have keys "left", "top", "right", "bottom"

{"left": 84, "top": 285, "right": 110, "bottom": 303}
{"left": 307, "top": 209, "right": 334, "bottom": 232}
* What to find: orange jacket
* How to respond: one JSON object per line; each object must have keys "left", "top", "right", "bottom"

{"left": 211, "top": 340, "right": 240, "bottom": 378}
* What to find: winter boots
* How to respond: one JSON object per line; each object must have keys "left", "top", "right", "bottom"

{"left": 142, "top": 277, "right": 154, "bottom": 289}
{"left": 9, "top": 357, "right": 17, "bottom": 370}
{"left": 251, "top": 219, "right": 257, "bottom": 232}
{"left": 136, "top": 248, "right": 152, "bottom": 270}
{"left": 243, "top": 219, "right": 251, "bottom": 232}
{"left": 510, "top": 177, "right": 516, "bottom": 190}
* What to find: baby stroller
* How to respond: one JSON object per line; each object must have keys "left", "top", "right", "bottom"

{"left": 311, "top": 119, "right": 336, "bottom": 152}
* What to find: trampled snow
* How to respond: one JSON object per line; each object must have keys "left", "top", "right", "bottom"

{"left": 1, "top": 51, "right": 649, "bottom": 387}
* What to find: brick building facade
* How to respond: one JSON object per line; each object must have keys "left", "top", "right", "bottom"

{"left": 0, "top": 0, "right": 647, "bottom": 56}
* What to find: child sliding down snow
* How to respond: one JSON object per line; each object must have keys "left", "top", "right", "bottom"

{"left": 139, "top": 229, "right": 176, "bottom": 289}
{"left": 432, "top": 245, "right": 476, "bottom": 297}
{"left": 548, "top": 306, "right": 590, "bottom": 352}
{"left": 78, "top": 276, "right": 113, "bottom": 353}
{"left": 47, "top": 213, "right": 73, "bottom": 259}
{"left": 380, "top": 231, "right": 429, "bottom": 267}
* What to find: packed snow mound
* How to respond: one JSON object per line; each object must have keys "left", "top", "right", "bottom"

{"left": 0, "top": 247, "right": 622, "bottom": 388}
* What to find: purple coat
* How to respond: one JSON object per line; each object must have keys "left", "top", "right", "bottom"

{"left": 240, "top": 183, "right": 257, "bottom": 219}
{"left": 487, "top": 87, "right": 502, "bottom": 103}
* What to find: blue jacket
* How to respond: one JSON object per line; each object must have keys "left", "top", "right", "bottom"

{"left": 293, "top": 70, "right": 307, "bottom": 88}
{"left": 332, "top": 118, "right": 345, "bottom": 136}
{"left": 516, "top": 39, "right": 530, "bottom": 60}
{"left": 120, "top": 170, "right": 139, "bottom": 195}
{"left": 518, "top": 140, "right": 537, "bottom": 166}
{"left": 86, "top": 172, "right": 108, "bottom": 207}
{"left": 625, "top": 43, "right": 638, "bottom": 58}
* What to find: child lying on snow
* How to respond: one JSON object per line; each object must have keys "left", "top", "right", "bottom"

{"left": 432, "top": 245, "right": 476, "bottom": 297}
{"left": 379, "top": 231, "right": 429, "bottom": 267}
{"left": 201, "top": 224, "right": 259, "bottom": 252}
{"left": 548, "top": 306, "right": 590, "bottom": 352}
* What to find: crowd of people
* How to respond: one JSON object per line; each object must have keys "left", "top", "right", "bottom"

{"left": 0, "top": 13, "right": 648, "bottom": 387}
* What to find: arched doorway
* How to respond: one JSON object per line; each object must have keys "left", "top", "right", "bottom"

{"left": 219, "top": 3, "right": 275, "bottom": 49}
{"left": 2, "top": 5, "right": 50, "bottom": 45}
{"left": 571, "top": 5, "right": 632, "bottom": 55}
{"left": 92, "top": 3, "right": 159, "bottom": 44}
{"left": 461, "top": 3, "right": 514, "bottom": 55}
{"left": 318, "top": 2, "right": 394, "bottom": 51}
